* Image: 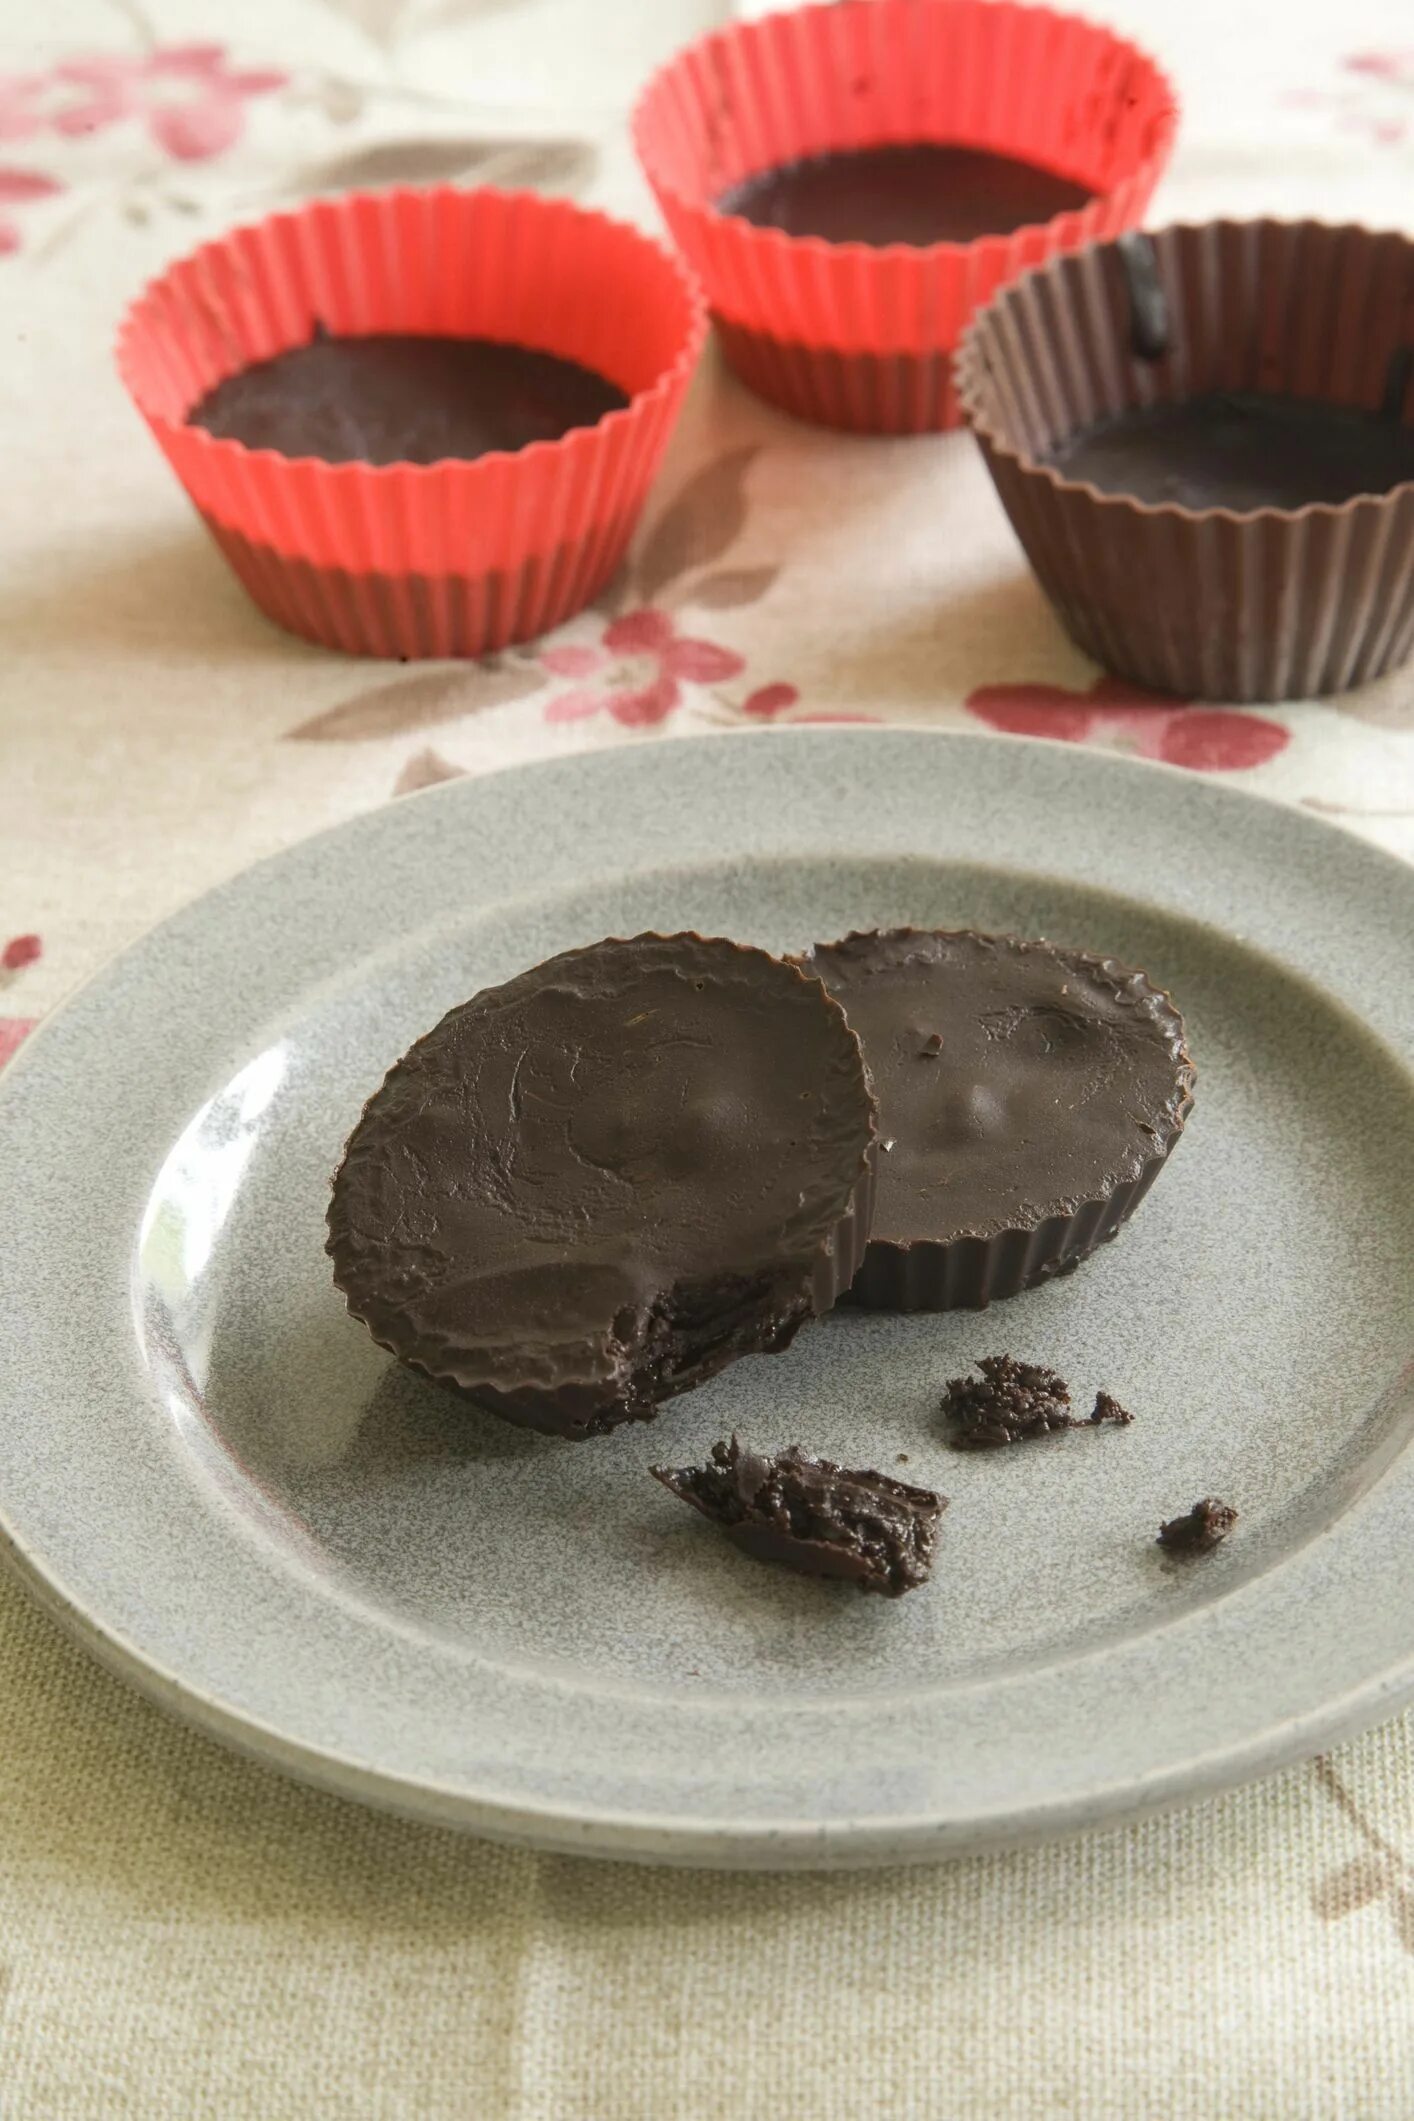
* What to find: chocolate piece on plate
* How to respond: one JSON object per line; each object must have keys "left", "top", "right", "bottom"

{"left": 653, "top": 1435, "right": 945, "bottom": 1597}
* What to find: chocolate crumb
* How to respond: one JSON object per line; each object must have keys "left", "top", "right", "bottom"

{"left": 942, "top": 1357, "right": 1136, "bottom": 1449}
{"left": 651, "top": 1435, "right": 945, "bottom": 1596}
{"left": 1157, "top": 1498, "right": 1238, "bottom": 1555}
{"left": 941, "top": 1354, "right": 1073, "bottom": 1449}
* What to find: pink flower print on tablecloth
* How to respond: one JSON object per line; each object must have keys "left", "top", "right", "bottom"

{"left": 0, "top": 1018, "right": 34, "bottom": 1067}
{"left": 0, "top": 73, "right": 47, "bottom": 143}
{"left": 1284, "top": 50, "right": 1414, "bottom": 148}
{"left": 543, "top": 608, "right": 757, "bottom": 727}
{"left": 49, "top": 44, "right": 287, "bottom": 159}
{"left": 1345, "top": 50, "right": 1414, "bottom": 81}
{"left": 0, "top": 164, "right": 63, "bottom": 254}
{"left": 0, "top": 931, "right": 42, "bottom": 1069}
{"left": 966, "top": 675, "right": 1289, "bottom": 771}
{"left": 740, "top": 682, "right": 800, "bottom": 719}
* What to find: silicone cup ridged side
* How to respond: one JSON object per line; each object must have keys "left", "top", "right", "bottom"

{"left": 956, "top": 218, "right": 1414, "bottom": 700}
{"left": 830, "top": 940, "right": 1195, "bottom": 1314}
{"left": 325, "top": 935, "right": 880, "bottom": 1439}
{"left": 114, "top": 186, "right": 707, "bottom": 658}
{"left": 632, "top": 0, "right": 1176, "bottom": 433}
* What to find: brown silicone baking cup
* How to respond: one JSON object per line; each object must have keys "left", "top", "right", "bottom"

{"left": 798, "top": 930, "right": 1194, "bottom": 1313}
{"left": 956, "top": 220, "right": 1414, "bottom": 701}
{"left": 849, "top": 1155, "right": 1168, "bottom": 1310}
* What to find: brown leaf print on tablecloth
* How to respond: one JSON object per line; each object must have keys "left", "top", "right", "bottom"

{"left": 392, "top": 747, "right": 466, "bottom": 796}
{"left": 1311, "top": 1854, "right": 1396, "bottom": 1918}
{"left": 549, "top": 445, "right": 797, "bottom": 725}
{"left": 286, "top": 660, "right": 543, "bottom": 740}
{"left": 289, "top": 134, "right": 596, "bottom": 195}
{"left": 1311, "top": 1756, "right": 1414, "bottom": 1953}
{"left": 1331, "top": 666, "right": 1414, "bottom": 728}
{"left": 317, "top": 0, "right": 417, "bottom": 48}
{"left": 632, "top": 447, "right": 762, "bottom": 605}
{"left": 318, "top": 0, "right": 526, "bottom": 46}
{"left": 678, "top": 564, "right": 781, "bottom": 611}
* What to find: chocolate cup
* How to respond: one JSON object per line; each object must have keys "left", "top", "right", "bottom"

{"left": 847, "top": 1156, "right": 1169, "bottom": 1310}
{"left": 956, "top": 220, "right": 1414, "bottom": 701}
{"left": 797, "top": 929, "right": 1194, "bottom": 1313}
{"left": 327, "top": 934, "right": 879, "bottom": 1439}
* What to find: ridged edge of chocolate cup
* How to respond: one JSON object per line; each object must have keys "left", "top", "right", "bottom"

{"left": 798, "top": 931, "right": 1195, "bottom": 1314}
{"left": 202, "top": 511, "right": 642, "bottom": 660}
{"left": 955, "top": 219, "right": 1414, "bottom": 701}
{"left": 848, "top": 1153, "right": 1169, "bottom": 1311}
{"left": 713, "top": 324, "right": 960, "bottom": 433}
{"left": 326, "top": 933, "right": 879, "bottom": 1439}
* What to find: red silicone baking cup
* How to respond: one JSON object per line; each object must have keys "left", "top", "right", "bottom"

{"left": 115, "top": 187, "right": 707, "bottom": 658}
{"left": 632, "top": 0, "right": 1176, "bottom": 433}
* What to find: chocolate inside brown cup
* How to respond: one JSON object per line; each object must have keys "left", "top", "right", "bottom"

{"left": 958, "top": 220, "right": 1414, "bottom": 702}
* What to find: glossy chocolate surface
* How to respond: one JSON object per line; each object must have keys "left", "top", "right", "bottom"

{"left": 653, "top": 1435, "right": 945, "bottom": 1596}
{"left": 717, "top": 142, "right": 1093, "bottom": 247}
{"left": 798, "top": 928, "right": 1193, "bottom": 1249}
{"left": 191, "top": 332, "right": 627, "bottom": 465}
{"left": 1049, "top": 392, "right": 1414, "bottom": 512}
{"left": 327, "top": 934, "right": 877, "bottom": 1437}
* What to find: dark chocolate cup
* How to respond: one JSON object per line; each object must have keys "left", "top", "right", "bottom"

{"left": 804, "top": 934, "right": 1195, "bottom": 1313}
{"left": 956, "top": 220, "right": 1414, "bottom": 701}
{"left": 327, "top": 934, "right": 879, "bottom": 1439}
{"left": 849, "top": 1154, "right": 1170, "bottom": 1310}
{"left": 463, "top": 1182, "right": 877, "bottom": 1438}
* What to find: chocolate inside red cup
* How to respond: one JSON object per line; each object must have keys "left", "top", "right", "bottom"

{"left": 634, "top": 0, "right": 1176, "bottom": 432}
{"left": 116, "top": 187, "right": 706, "bottom": 659}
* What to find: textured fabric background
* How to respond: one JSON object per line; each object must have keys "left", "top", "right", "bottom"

{"left": 0, "top": 1, "right": 1411, "bottom": 2113}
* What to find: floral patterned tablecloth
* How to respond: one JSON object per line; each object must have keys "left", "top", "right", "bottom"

{"left": 1, "top": 1, "right": 1412, "bottom": 2113}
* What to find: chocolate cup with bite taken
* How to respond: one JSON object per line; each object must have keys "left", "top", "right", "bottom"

{"left": 796, "top": 929, "right": 1194, "bottom": 1310}
{"left": 956, "top": 219, "right": 1414, "bottom": 701}
{"left": 327, "top": 934, "right": 877, "bottom": 1438}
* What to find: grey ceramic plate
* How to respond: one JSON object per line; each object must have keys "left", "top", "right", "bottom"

{"left": 2, "top": 731, "right": 1412, "bottom": 1869}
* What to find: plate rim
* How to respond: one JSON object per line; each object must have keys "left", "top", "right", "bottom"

{"left": 3, "top": 727, "right": 1412, "bottom": 1868}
